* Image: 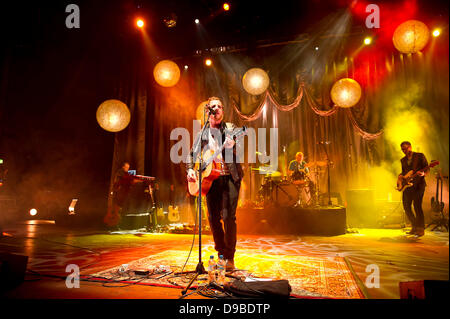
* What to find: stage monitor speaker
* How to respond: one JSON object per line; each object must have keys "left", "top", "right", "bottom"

{"left": 0, "top": 252, "right": 28, "bottom": 291}
{"left": 399, "top": 280, "right": 449, "bottom": 299}
{"left": 319, "top": 192, "right": 343, "bottom": 206}
{"left": 346, "top": 189, "right": 377, "bottom": 228}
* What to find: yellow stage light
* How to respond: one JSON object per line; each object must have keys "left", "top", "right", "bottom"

{"left": 153, "top": 60, "right": 181, "bottom": 87}
{"left": 205, "top": 59, "right": 212, "bottom": 66}
{"left": 432, "top": 29, "right": 441, "bottom": 37}
{"left": 242, "top": 68, "right": 270, "bottom": 95}
{"left": 393, "top": 20, "right": 430, "bottom": 54}
{"left": 364, "top": 37, "right": 372, "bottom": 45}
{"left": 136, "top": 19, "right": 144, "bottom": 28}
{"left": 223, "top": 3, "right": 230, "bottom": 11}
{"left": 96, "top": 99, "right": 131, "bottom": 132}
{"left": 30, "top": 208, "right": 37, "bottom": 216}
{"left": 330, "top": 78, "right": 362, "bottom": 108}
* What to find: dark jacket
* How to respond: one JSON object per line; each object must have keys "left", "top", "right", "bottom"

{"left": 400, "top": 152, "right": 429, "bottom": 188}
{"left": 186, "top": 121, "right": 244, "bottom": 183}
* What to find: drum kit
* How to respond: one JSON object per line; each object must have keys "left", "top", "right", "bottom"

{"left": 253, "top": 160, "right": 328, "bottom": 208}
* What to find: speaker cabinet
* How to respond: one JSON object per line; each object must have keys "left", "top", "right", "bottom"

{"left": 399, "top": 280, "right": 449, "bottom": 299}
{"left": 0, "top": 253, "right": 28, "bottom": 291}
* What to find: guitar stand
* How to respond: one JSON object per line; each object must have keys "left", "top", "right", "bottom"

{"left": 427, "top": 213, "right": 449, "bottom": 232}
{"left": 427, "top": 175, "right": 448, "bottom": 232}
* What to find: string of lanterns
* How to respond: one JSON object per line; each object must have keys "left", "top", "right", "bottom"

{"left": 97, "top": 19, "right": 433, "bottom": 133}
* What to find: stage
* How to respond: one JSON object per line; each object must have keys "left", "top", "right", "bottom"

{"left": 0, "top": 218, "right": 448, "bottom": 299}
{"left": 237, "top": 205, "right": 347, "bottom": 236}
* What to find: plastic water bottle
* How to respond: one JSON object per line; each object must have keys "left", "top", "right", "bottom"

{"left": 217, "top": 255, "right": 226, "bottom": 285}
{"left": 208, "top": 255, "right": 216, "bottom": 284}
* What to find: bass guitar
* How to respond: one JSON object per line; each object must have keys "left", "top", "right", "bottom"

{"left": 396, "top": 160, "right": 439, "bottom": 192}
{"left": 188, "top": 126, "right": 247, "bottom": 196}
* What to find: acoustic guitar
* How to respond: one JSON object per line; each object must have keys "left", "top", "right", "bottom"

{"left": 396, "top": 160, "right": 439, "bottom": 192}
{"left": 188, "top": 126, "right": 247, "bottom": 196}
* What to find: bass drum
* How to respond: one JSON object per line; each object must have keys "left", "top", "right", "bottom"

{"left": 273, "top": 183, "right": 298, "bottom": 207}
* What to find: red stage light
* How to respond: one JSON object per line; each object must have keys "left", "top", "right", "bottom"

{"left": 136, "top": 19, "right": 144, "bottom": 28}
{"left": 432, "top": 29, "right": 441, "bottom": 37}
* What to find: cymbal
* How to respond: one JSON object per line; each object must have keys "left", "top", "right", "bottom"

{"left": 306, "top": 161, "right": 327, "bottom": 167}
{"left": 267, "top": 171, "right": 282, "bottom": 177}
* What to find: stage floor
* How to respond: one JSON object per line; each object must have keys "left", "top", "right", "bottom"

{"left": 0, "top": 219, "right": 448, "bottom": 299}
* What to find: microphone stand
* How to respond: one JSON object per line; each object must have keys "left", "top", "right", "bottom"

{"left": 179, "top": 108, "right": 213, "bottom": 295}
{"left": 319, "top": 142, "right": 332, "bottom": 206}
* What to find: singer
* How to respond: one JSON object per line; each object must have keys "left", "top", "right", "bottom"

{"left": 186, "top": 96, "right": 244, "bottom": 271}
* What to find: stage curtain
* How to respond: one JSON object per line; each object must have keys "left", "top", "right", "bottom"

{"left": 110, "top": 47, "right": 449, "bottom": 207}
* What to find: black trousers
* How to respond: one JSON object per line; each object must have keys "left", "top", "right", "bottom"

{"left": 206, "top": 175, "right": 241, "bottom": 261}
{"left": 402, "top": 184, "right": 425, "bottom": 229}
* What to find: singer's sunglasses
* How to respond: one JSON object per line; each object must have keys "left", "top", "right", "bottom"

{"left": 208, "top": 103, "right": 223, "bottom": 109}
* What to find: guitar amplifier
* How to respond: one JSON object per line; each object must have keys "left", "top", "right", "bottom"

{"left": 346, "top": 189, "right": 377, "bottom": 228}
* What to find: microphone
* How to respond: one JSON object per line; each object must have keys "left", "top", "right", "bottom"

{"left": 318, "top": 141, "right": 331, "bottom": 145}
{"left": 206, "top": 105, "right": 216, "bottom": 115}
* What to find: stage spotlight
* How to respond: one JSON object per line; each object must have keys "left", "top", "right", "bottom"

{"left": 364, "top": 37, "right": 372, "bottom": 45}
{"left": 205, "top": 59, "right": 212, "bottom": 66}
{"left": 29, "top": 208, "right": 37, "bottom": 216}
{"left": 223, "top": 3, "right": 230, "bottom": 11}
{"left": 432, "top": 29, "right": 441, "bottom": 37}
{"left": 315, "top": 46, "right": 319, "bottom": 51}
{"left": 184, "top": 65, "right": 189, "bottom": 70}
{"left": 68, "top": 199, "right": 78, "bottom": 215}
{"left": 136, "top": 19, "right": 144, "bottom": 28}
{"left": 195, "top": 19, "right": 200, "bottom": 24}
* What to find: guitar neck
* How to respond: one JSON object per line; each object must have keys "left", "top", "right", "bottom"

{"left": 135, "top": 175, "right": 155, "bottom": 182}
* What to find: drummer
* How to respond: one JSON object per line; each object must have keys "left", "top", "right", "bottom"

{"left": 288, "top": 152, "right": 309, "bottom": 183}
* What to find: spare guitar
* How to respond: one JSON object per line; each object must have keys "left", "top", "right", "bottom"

{"left": 168, "top": 205, "right": 180, "bottom": 223}
{"left": 103, "top": 174, "right": 156, "bottom": 227}
{"left": 188, "top": 126, "right": 247, "bottom": 196}
{"left": 431, "top": 170, "right": 445, "bottom": 213}
{"left": 396, "top": 160, "right": 439, "bottom": 192}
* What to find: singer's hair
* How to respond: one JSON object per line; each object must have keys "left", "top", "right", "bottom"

{"left": 400, "top": 141, "right": 411, "bottom": 147}
{"left": 295, "top": 152, "right": 304, "bottom": 158}
{"left": 206, "top": 96, "right": 223, "bottom": 108}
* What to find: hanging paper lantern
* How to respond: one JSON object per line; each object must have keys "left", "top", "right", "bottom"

{"left": 393, "top": 20, "right": 430, "bottom": 54}
{"left": 96, "top": 99, "right": 131, "bottom": 132}
{"left": 196, "top": 101, "right": 208, "bottom": 125}
{"left": 153, "top": 60, "right": 181, "bottom": 87}
{"left": 242, "top": 68, "right": 270, "bottom": 95}
{"left": 330, "top": 78, "right": 362, "bottom": 108}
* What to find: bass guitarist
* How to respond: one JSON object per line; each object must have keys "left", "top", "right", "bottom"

{"left": 398, "top": 141, "right": 429, "bottom": 237}
{"left": 186, "top": 96, "right": 243, "bottom": 271}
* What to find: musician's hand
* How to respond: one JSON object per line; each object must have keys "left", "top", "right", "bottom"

{"left": 187, "top": 169, "right": 197, "bottom": 182}
{"left": 224, "top": 137, "right": 235, "bottom": 149}
{"left": 418, "top": 171, "right": 425, "bottom": 177}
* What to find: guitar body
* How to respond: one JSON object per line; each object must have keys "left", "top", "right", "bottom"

{"left": 396, "top": 170, "right": 414, "bottom": 192}
{"left": 188, "top": 149, "right": 223, "bottom": 196}
{"left": 103, "top": 205, "right": 121, "bottom": 227}
{"left": 168, "top": 205, "right": 180, "bottom": 222}
{"left": 396, "top": 160, "right": 440, "bottom": 192}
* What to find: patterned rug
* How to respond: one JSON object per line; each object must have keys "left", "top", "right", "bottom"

{"left": 89, "top": 247, "right": 365, "bottom": 299}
